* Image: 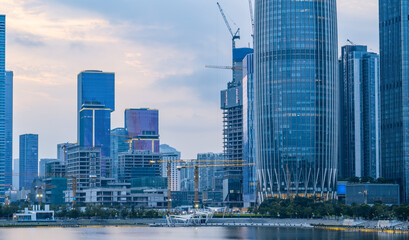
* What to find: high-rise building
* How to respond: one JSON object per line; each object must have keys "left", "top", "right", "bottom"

{"left": 220, "top": 47, "right": 253, "bottom": 207}
{"left": 66, "top": 145, "right": 101, "bottom": 203}
{"left": 0, "top": 15, "right": 6, "bottom": 200}
{"left": 39, "top": 158, "right": 57, "bottom": 177}
{"left": 57, "top": 142, "right": 74, "bottom": 164}
{"left": 339, "top": 45, "right": 380, "bottom": 180}
{"left": 379, "top": 0, "right": 409, "bottom": 201}
{"left": 242, "top": 53, "right": 256, "bottom": 207}
{"left": 160, "top": 144, "right": 181, "bottom": 191}
{"left": 197, "top": 153, "right": 224, "bottom": 192}
{"left": 12, "top": 158, "right": 18, "bottom": 190}
{"left": 117, "top": 150, "right": 161, "bottom": 182}
{"left": 5, "top": 71, "right": 12, "bottom": 187}
{"left": 77, "top": 70, "right": 115, "bottom": 177}
{"left": 111, "top": 128, "right": 129, "bottom": 181}
{"left": 19, "top": 134, "right": 39, "bottom": 189}
{"left": 254, "top": 0, "right": 338, "bottom": 200}
{"left": 125, "top": 108, "right": 159, "bottom": 153}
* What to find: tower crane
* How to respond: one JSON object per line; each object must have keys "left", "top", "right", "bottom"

{"left": 217, "top": 2, "right": 240, "bottom": 49}
{"left": 150, "top": 159, "right": 247, "bottom": 212}
{"left": 205, "top": 65, "right": 243, "bottom": 71}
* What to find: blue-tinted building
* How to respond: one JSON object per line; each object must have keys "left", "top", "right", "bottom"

{"left": 125, "top": 108, "right": 159, "bottom": 153}
{"left": 220, "top": 47, "right": 253, "bottom": 207}
{"left": 77, "top": 70, "right": 115, "bottom": 177}
{"left": 19, "top": 134, "right": 38, "bottom": 189}
{"left": 111, "top": 128, "right": 129, "bottom": 181}
{"left": 379, "top": 0, "right": 409, "bottom": 202}
{"left": 5, "top": 71, "right": 12, "bottom": 186}
{"left": 0, "top": 15, "right": 6, "bottom": 200}
{"left": 339, "top": 45, "right": 380, "bottom": 180}
{"left": 242, "top": 53, "right": 256, "bottom": 207}
{"left": 254, "top": 0, "right": 338, "bottom": 199}
{"left": 39, "top": 158, "right": 56, "bottom": 177}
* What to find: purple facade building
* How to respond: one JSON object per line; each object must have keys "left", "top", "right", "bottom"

{"left": 125, "top": 108, "right": 159, "bottom": 153}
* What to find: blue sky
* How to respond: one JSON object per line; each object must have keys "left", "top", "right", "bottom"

{"left": 2, "top": 0, "right": 379, "bottom": 159}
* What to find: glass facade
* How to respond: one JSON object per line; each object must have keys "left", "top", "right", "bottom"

{"left": 77, "top": 71, "right": 114, "bottom": 177}
{"left": 242, "top": 53, "right": 257, "bottom": 207}
{"left": 19, "top": 134, "right": 38, "bottom": 189}
{"left": 339, "top": 45, "right": 380, "bottom": 180}
{"left": 379, "top": 0, "right": 409, "bottom": 201}
{"left": 111, "top": 128, "right": 129, "bottom": 181}
{"left": 0, "top": 15, "right": 6, "bottom": 200}
{"left": 5, "top": 71, "right": 12, "bottom": 186}
{"left": 254, "top": 0, "right": 338, "bottom": 199}
{"left": 125, "top": 108, "right": 159, "bottom": 153}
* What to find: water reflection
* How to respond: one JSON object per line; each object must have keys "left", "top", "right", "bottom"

{"left": 0, "top": 227, "right": 407, "bottom": 240}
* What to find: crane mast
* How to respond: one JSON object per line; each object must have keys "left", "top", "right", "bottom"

{"left": 249, "top": 0, "right": 255, "bottom": 37}
{"left": 217, "top": 2, "right": 240, "bottom": 49}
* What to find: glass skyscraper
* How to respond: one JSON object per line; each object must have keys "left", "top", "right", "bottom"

{"left": 242, "top": 53, "right": 256, "bottom": 207}
{"left": 77, "top": 70, "right": 115, "bottom": 177}
{"left": 110, "top": 127, "right": 129, "bottom": 181}
{"left": 339, "top": 45, "right": 380, "bottom": 180}
{"left": 0, "top": 15, "right": 6, "bottom": 199}
{"left": 254, "top": 0, "right": 338, "bottom": 200}
{"left": 5, "top": 71, "right": 12, "bottom": 187}
{"left": 19, "top": 134, "right": 38, "bottom": 189}
{"left": 379, "top": 0, "right": 409, "bottom": 201}
{"left": 125, "top": 108, "right": 159, "bottom": 153}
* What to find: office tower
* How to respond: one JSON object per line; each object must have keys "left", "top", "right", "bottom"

{"left": 45, "top": 160, "right": 66, "bottom": 178}
{"left": 111, "top": 128, "right": 129, "bottom": 181}
{"left": 12, "top": 159, "right": 18, "bottom": 190}
{"left": 66, "top": 145, "right": 101, "bottom": 197}
{"left": 5, "top": 71, "right": 12, "bottom": 186}
{"left": 197, "top": 153, "right": 224, "bottom": 192}
{"left": 57, "top": 142, "right": 74, "bottom": 164}
{"left": 242, "top": 53, "right": 256, "bottom": 207}
{"left": 125, "top": 108, "right": 159, "bottom": 153}
{"left": 39, "top": 158, "right": 57, "bottom": 177}
{"left": 160, "top": 144, "right": 181, "bottom": 191}
{"left": 117, "top": 150, "right": 161, "bottom": 182}
{"left": 0, "top": 15, "right": 6, "bottom": 200}
{"left": 221, "top": 47, "right": 253, "bottom": 207}
{"left": 77, "top": 70, "right": 115, "bottom": 177}
{"left": 339, "top": 45, "right": 380, "bottom": 180}
{"left": 19, "top": 134, "right": 39, "bottom": 189}
{"left": 254, "top": 0, "right": 338, "bottom": 199}
{"left": 379, "top": 0, "right": 409, "bottom": 201}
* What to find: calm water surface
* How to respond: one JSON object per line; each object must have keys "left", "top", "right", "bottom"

{"left": 0, "top": 227, "right": 407, "bottom": 240}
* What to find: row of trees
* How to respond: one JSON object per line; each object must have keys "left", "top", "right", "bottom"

{"left": 257, "top": 197, "right": 409, "bottom": 220}
{"left": 55, "top": 205, "right": 161, "bottom": 219}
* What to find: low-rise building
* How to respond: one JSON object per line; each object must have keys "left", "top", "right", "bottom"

{"left": 345, "top": 183, "right": 400, "bottom": 205}
{"left": 13, "top": 205, "right": 54, "bottom": 222}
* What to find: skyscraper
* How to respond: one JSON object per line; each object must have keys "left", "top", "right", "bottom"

{"left": 160, "top": 144, "right": 181, "bottom": 191}
{"left": 39, "top": 158, "right": 57, "bottom": 177}
{"left": 220, "top": 47, "right": 253, "bottom": 207}
{"left": 379, "top": 0, "right": 409, "bottom": 201}
{"left": 111, "top": 128, "right": 129, "bottom": 181}
{"left": 19, "top": 134, "right": 39, "bottom": 189}
{"left": 77, "top": 70, "right": 115, "bottom": 177}
{"left": 125, "top": 108, "right": 159, "bottom": 153}
{"left": 339, "top": 45, "right": 380, "bottom": 180}
{"left": 242, "top": 53, "right": 256, "bottom": 207}
{"left": 254, "top": 0, "right": 338, "bottom": 199}
{"left": 5, "top": 71, "right": 12, "bottom": 186}
{"left": 0, "top": 15, "right": 6, "bottom": 200}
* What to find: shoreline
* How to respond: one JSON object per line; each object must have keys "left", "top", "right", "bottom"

{"left": 0, "top": 218, "right": 407, "bottom": 235}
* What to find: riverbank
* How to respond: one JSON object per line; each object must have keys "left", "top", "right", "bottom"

{"left": 0, "top": 218, "right": 408, "bottom": 235}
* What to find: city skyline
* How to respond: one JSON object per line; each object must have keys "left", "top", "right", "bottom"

{"left": 1, "top": 0, "right": 379, "bottom": 160}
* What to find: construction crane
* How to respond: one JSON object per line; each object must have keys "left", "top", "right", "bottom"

{"left": 347, "top": 39, "right": 355, "bottom": 45}
{"left": 177, "top": 162, "right": 256, "bottom": 210}
{"left": 205, "top": 65, "right": 243, "bottom": 71}
{"left": 150, "top": 159, "right": 245, "bottom": 212}
{"left": 248, "top": 0, "right": 255, "bottom": 38}
{"left": 217, "top": 2, "right": 240, "bottom": 49}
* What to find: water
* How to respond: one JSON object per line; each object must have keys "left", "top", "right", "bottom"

{"left": 0, "top": 227, "right": 406, "bottom": 240}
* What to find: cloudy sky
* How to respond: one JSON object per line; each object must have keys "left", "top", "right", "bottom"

{"left": 2, "top": 0, "right": 379, "bottom": 160}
